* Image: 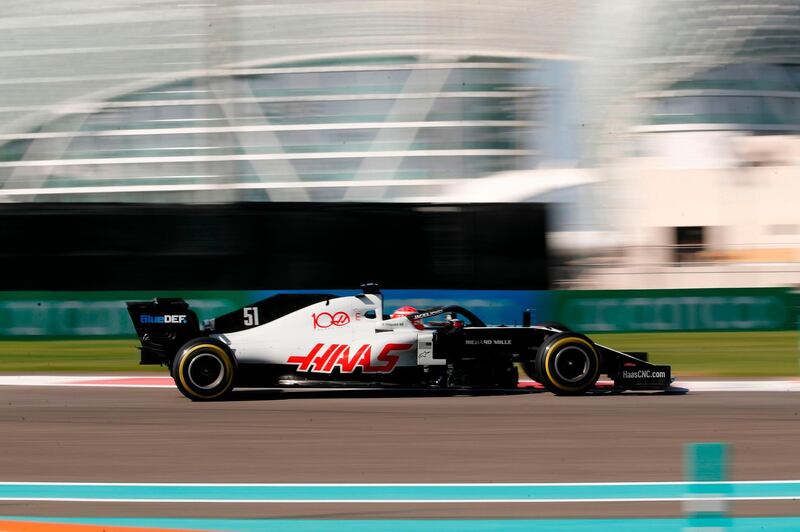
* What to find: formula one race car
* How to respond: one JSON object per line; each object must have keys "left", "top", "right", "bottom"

{"left": 127, "top": 284, "right": 672, "bottom": 401}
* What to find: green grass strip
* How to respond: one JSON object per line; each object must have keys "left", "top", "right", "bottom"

{"left": 0, "top": 339, "right": 159, "bottom": 373}
{"left": 0, "top": 331, "right": 797, "bottom": 376}
{"left": 593, "top": 330, "right": 798, "bottom": 377}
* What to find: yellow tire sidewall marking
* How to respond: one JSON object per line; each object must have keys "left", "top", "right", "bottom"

{"left": 177, "top": 343, "right": 234, "bottom": 399}
{"left": 543, "top": 336, "right": 599, "bottom": 392}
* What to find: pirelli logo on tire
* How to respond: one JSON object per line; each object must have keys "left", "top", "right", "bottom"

{"left": 175, "top": 342, "right": 236, "bottom": 401}
{"left": 534, "top": 333, "right": 602, "bottom": 395}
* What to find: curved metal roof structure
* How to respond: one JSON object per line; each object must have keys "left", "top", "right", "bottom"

{"left": 0, "top": 0, "right": 591, "bottom": 202}
{"left": 2, "top": 0, "right": 797, "bottom": 202}
{"left": 583, "top": 0, "right": 800, "bottom": 141}
{"left": 0, "top": 52, "right": 546, "bottom": 202}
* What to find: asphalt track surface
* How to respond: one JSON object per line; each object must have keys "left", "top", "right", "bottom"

{"left": 1, "top": 384, "right": 799, "bottom": 520}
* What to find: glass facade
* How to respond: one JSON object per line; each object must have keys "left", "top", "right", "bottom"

{"left": 645, "top": 64, "right": 800, "bottom": 131}
{"left": 0, "top": 55, "right": 539, "bottom": 202}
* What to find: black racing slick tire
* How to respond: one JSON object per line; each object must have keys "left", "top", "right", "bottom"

{"left": 172, "top": 339, "right": 236, "bottom": 401}
{"left": 534, "top": 332, "right": 600, "bottom": 395}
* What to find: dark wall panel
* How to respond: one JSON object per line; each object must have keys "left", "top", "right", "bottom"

{"left": 0, "top": 203, "right": 549, "bottom": 290}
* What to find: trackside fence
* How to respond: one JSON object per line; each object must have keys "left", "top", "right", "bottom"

{"left": 0, "top": 287, "right": 795, "bottom": 339}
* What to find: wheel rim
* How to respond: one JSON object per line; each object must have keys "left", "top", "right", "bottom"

{"left": 553, "top": 346, "right": 591, "bottom": 383}
{"left": 187, "top": 353, "right": 225, "bottom": 390}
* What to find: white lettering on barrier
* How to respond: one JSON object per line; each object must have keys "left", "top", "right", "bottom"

{"left": 565, "top": 295, "right": 786, "bottom": 332}
{"left": 0, "top": 300, "right": 234, "bottom": 336}
{"left": 681, "top": 297, "right": 703, "bottom": 330}
{"left": 653, "top": 297, "right": 681, "bottom": 330}
{"left": 3, "top": 302, "right": 47, "bottom": 335}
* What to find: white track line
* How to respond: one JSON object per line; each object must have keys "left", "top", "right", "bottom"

{"left": 0, "top": 375, "right": 799, "bottom": 392}
{"left": 523, "top": 379, "right": 800, "bottom": 392}
{"left": 0, "top": 376, "right": 173, "bottom": 388}
{"left": 2, "top": 480, "right": 800, "bottom": 504}
{"left": 673, "top": 380, "right": 800, "bottom": 392}
{"left": 1, "top": 496, "right": 799, "bottom": 503}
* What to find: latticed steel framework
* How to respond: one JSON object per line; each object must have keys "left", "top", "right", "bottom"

{"left": 587, "top": 0, "right": 800, "bottom": 138}
{"left": 2, "top": 0, "right": 797, "bottom": 202}
{"left": 0, "top": 54, "right": 542, "bottom": 202}
{"left": 0, "top": 0, "right": 585, "bottom": 202}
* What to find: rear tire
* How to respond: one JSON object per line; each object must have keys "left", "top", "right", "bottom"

{"left": 534, "top": 332, "right": 600, "bottom": 395}
{"left": 173, "top": 339, "right": 236, "bottom": 401}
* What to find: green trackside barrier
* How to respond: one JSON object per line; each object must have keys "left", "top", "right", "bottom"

{"left": 684, "top": 442, "right": 732, "bottom": 529}
{"left": 0, "top": 287, "right": 797, "bottom": 339}
{"left": 0, "top": 291, "right": 254, "bottom": 339}
{"left": 1, "top": 289, "right": 549, "bottom": 339}
{"left": 554, "top": 288, "right": 796, "bottom": 333}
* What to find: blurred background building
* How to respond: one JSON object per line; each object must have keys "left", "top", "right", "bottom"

{"left": 0, "top": 0, "right": 798, "bottom": 289}
{"left": 576, "top": 0, "right": 800, "bottom": 289}
{"left": 0, "top": 0, "right": 586, "bottom": 204}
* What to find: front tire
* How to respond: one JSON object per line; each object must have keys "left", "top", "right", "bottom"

{"left": 173, "top": 339, "right": 236, "bottom": 401}
{"left": 534, "top": 332, "right": 600, "bottom": 395}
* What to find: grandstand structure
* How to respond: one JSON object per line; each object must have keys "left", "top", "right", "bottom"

{"left": 570, "top": 0, "right": 800, "bottom": 288}
{"left": 1, "top": 0, "right": 799, "bottom": 288}
{"left": 0, "top": 0, "right": 585, "bottom": 203}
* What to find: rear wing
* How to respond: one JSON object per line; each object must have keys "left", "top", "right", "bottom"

{"left": 126, "top": 298, "right": 200, "bottom": 365}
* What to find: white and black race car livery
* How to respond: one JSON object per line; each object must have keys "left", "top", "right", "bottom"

{"left": 127, "top": 284, "right": 672, "bottom": 401}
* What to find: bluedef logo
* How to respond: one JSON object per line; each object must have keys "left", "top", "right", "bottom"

{"left": 140, "top": 315, "right": 187, "bottom": 325}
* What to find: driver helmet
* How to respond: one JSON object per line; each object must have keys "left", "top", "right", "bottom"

{"left": 391, "top": 305, "right": 423, "bottom": 329}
